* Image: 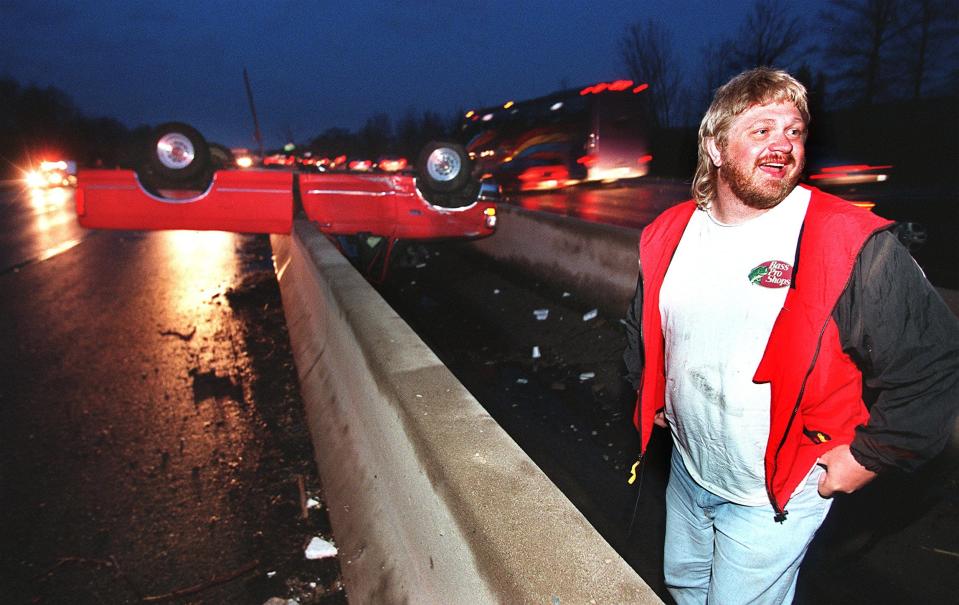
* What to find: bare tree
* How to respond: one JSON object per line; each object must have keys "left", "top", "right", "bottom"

{"left": 396, "top": 108, "right": 421, "bottom": 158}
{"left": 619, "top": 19, "right": 685, "bottom": 128}
{"left": 697, "top": 38, "right": 739, "bottom": 113}
{"left": 359, "top": 113, "right": 393, "bottom": 158}
{"left": 732, "top": 0, "right": 806, "bottom": 69}
{"left": 309, "top": 127, "right": 356, "bottom": 158}
{"left": 418, "top": 110, "right": 449, "bottom": 143}
{"left": 820, "top": 0, "right": 902, "bottom": 105}
{"left": 691, "top": 0, "right": 806, "bottom": 113}
{"left": 895, "top": 0, "right": 959, "bottom": 98}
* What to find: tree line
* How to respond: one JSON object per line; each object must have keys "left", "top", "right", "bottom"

{"left": 0, "top": 78, "right": 139, "bottom": 177}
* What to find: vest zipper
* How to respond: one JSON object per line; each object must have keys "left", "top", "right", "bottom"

{"left": 767, "top": 317, "right": 829, "bottom": 522}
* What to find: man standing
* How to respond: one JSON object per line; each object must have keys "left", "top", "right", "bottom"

{"left": 623, "top": 68, "right": 959, "bottom": 604}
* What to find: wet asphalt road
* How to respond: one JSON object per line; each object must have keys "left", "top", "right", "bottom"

{"left": 0, "top": 186, "right": 345, "bottom": 604}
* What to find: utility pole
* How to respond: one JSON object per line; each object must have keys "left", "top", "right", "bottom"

{"left": 243, "top": 68, "right": 264, "bottom": 157}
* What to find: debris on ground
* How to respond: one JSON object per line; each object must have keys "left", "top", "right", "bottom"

{"left": 305, "top": 537, "right": 338, "bottom": 560}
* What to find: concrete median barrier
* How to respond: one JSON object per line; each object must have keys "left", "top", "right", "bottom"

{"left": 468, "top": 205, "right": 641, "bottom": 317}
{"left": 271, "top": 220, "right": 661, "bottom": 604}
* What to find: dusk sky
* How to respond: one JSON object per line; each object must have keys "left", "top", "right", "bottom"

{"left": 2, "top": 1, "right": 831, "bottom": 149}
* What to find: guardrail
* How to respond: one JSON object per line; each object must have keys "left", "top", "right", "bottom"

{"left": 271, "top": 220, "right": 660, "bottom": 604}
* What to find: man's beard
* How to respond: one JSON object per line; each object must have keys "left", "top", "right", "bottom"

{"left": 719, "top": 155, "right": 803, "bottom": 210}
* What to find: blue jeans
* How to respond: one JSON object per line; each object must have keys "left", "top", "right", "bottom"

{"left": 664, "top": 449, "right": 832, "bottom": 605}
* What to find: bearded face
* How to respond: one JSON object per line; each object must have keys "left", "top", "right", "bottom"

{"left": 711, "top": 101, "right": 807, "bottom": 210}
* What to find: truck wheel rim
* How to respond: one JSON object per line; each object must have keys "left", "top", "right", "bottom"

{"left": 156, "top": 133, "right": 196, "bottom": 170}
{"left": 426, "top": 148, "right": 460, "bottom": 182}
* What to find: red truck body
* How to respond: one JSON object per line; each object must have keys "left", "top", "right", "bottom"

{"left": 76, "top": 168, "right": 496, "bottom": 240}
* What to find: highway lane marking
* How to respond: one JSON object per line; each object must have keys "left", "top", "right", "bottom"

{"left": 0, "top": 233, "right": 95, "bottom": 275}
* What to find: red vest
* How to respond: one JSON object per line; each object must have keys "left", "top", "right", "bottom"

{"left": 635, "top": 186, "right": 892, "bottom": 516}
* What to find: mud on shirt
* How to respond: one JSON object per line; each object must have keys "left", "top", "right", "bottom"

{"left": 659, "top": 186, "right": 810, "bottom": 505}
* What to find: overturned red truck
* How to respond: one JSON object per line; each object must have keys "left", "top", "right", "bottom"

{"left": 76, "top": 122, "right": 498, "bottom": 280}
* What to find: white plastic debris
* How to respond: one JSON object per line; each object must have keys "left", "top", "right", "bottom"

{"left": 516, "top": 378, "right": 529, "bottom": 384}
{"left": 533, "top": 309, "right": 549, "bottom": 320}
{"left": 579, "top": 372, "right": 596, "bottom": 381}
{"left": 493, "top": 288, "right": 501, "bottom": 294}
{"left": 306, "top": 497, "right": 320, "bottom": 509}
{"left": 262, "top": 598, "right": 297, "bottom": 605}
{"left": 305, "top": 536, "right": 338, "bottom": 560}
{"left": 532, "top": 346, "right": 541, "bottom": 359}
{"left": 266, "top": 570, "right": 277, "bottom": 578}
{"left": 582, "top": 308, "right": 598, "bottom": 321}
{"left": 562, "top": 291, "right": 571, "bottom": 298}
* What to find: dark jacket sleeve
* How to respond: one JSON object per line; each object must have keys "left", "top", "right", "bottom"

{"left": 623, "top": 264, "right": 644, "bottom": 391}
{"left": 835, "top": 230, "right": 959, "bottom": 473}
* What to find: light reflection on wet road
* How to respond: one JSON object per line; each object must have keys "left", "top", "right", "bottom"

{"left": 0, "top": 186, "right": 89, "bottom": 273}
{"left": 0, "top": 185, "right": 341, "bottom": 603}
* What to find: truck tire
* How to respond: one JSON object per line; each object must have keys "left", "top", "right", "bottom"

{"left": 416, "top": 141, "right": 472, "bottom": 193}
{"left": 139, "top": 122, "right": 212, "bottom": 190}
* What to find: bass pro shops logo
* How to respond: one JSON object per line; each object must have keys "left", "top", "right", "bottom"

{"left": 748, "top": 260, "right": 793, "bottom": 288}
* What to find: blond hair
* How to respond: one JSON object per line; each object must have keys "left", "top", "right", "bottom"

{"left": 692, "top": 68, "right": 809, "bottom": 207}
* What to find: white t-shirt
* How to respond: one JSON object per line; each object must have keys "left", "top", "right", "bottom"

{"left": 659, "top": 186, "right": 810, "bottom": 504}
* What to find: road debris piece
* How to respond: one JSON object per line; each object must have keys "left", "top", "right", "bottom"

{"left": 582, "top": 308, "right": 598, "bottom": 321}
{"left": 305, "top": 537, "right": 338, "bottom": 560}
{"left": 306, "top": 497, "right": 321, "bottom": 509}
{"left": 533, "top": 309, "right": 549, "bottom": 320}
{"left": 159, "top": 326, "right": 196, "bottom": 341}
{"left": 297, "top": 474, "right": 309, "bottom": 519}
{"left": 263, "top": 598, "right": 298, "bottom": 605}
{"left": 532, "top": 346, "right": 541, "bottom": 359}
{"left": 579, "top": 372, "right": 595, "bottom": 381}
{"left": 562, "top": 291, "right": 571, "bottom": 298}
{"left": 141, "top": 560, "right": 260, "bottom": 602}
{"left": 516, "top": 378, "right": 529, "bottom": 384}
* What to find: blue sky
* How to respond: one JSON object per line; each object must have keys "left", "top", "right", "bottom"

{"left": 1, "top": 1, "right": 830, "bottom": 148}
